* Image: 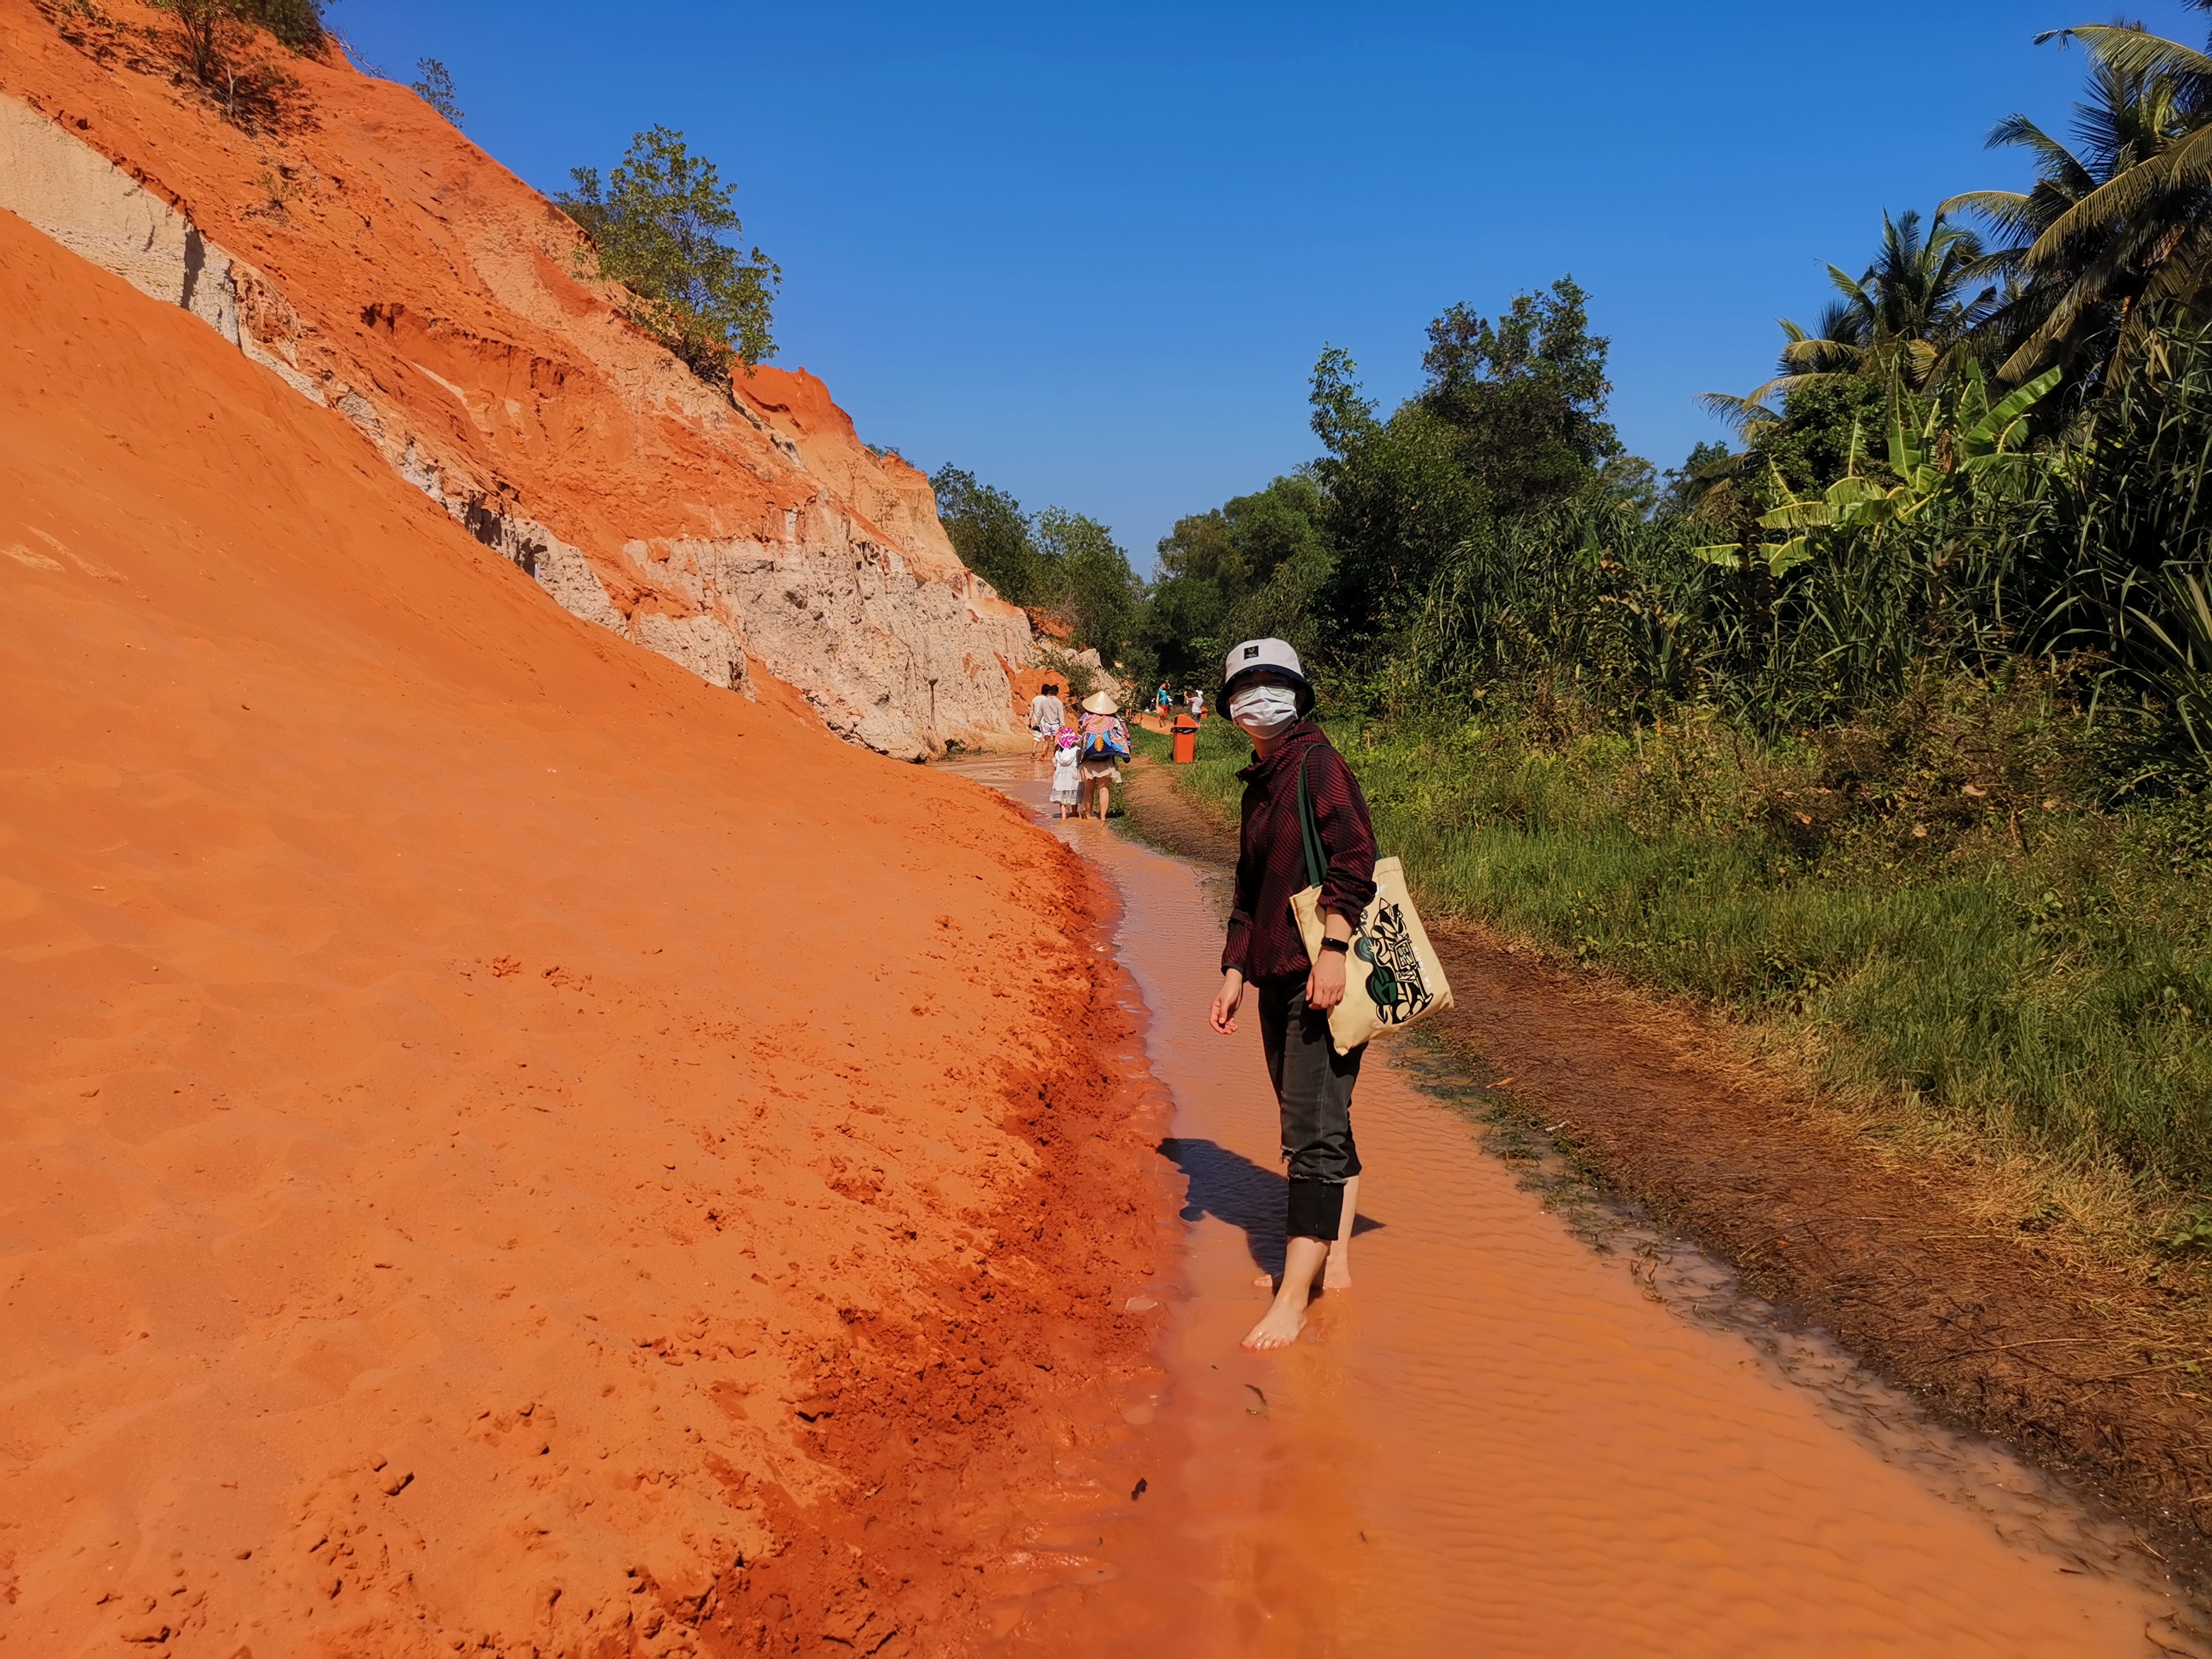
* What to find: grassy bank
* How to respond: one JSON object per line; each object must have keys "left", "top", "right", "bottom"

{"left": 1153, "top": 693, "right": 2212, "bottom": 1213}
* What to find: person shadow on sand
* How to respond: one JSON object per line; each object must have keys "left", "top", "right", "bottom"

{"left": 1159, "top": 1136, "right": 1382, "bottom": 1291}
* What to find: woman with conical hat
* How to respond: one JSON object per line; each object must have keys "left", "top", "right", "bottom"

{"left": 1207, "top": 638, "right": 1378, "bottom": 1350}
{"left": 1074, "top": 688, "right": 1125, "bottom": 821}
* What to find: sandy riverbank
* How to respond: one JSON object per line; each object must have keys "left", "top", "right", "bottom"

{"left": 0, "top": 205, "right": 1167, "bottom": 1655}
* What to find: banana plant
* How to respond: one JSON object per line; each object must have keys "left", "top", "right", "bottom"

{"left": 1889, "top": 362, "right": 2060, "bottom": 497}
{"left": 1692, "top": 366, "right": 2059, "bottom": 577}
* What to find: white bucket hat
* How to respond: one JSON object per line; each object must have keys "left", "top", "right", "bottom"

{"left": 1222, "top": 637, "right": 1309, "bottom": 692}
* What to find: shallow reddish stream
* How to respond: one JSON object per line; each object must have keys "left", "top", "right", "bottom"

{"left": 954, "top": 757, "right": 2204, "bottom": 1657}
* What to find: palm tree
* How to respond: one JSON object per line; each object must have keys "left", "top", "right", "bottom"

{"left": 1774, "top": 210, "right": 1996, "bottom": 395}
{"left": 1943, "top": 14, "right": 2212, "bottom": 387}
{"left": 1699, "top": 210, "right": 1992, "bottom": 441}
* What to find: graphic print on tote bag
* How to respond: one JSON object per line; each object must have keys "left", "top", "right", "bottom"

{"left": 1356, "top": 900, "right": 1435, "bottom": 1024}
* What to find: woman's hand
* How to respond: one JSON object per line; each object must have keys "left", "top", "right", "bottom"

{"left": 1210, "top": 970, "right": 1246, "bottom": 1035}
{"left": 1306, "top": 911, "right": 1356, "bottom": 1011}
{"left": 1307, "top": 949, "right": 1348, "bottom": 1012}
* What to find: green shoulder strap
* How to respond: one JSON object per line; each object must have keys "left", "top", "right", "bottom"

{"left": 1295, "top": 752, "right": 1325, "bottom": 890}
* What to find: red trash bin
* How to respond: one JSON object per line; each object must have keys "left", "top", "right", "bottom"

{"left": 1171, "top": 716, "right": 1199, "bottom": 764}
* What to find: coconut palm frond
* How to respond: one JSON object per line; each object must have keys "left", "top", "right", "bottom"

{"left": 2025, "top": 154, "right": 2192, "bottom": 269}
{"left": 1941, "top": 189, "right": 2040, "bottom": 238}
{"left": 1698, "top": 390, "right": 1785, "bottom": 440}
{"left": 1983, "top": 114, "right": 2102, "bottom": 198}
{"left": 2061, "top": 22, "right": 2212, "bottom": 88}
{"left": 2155, "top": 119, "right": 2212, "bottom": 189}
{"left": 1999, "top": 223, "right": 2150, "bottom": 381}
{"left": 1778, "top": 335, "right": 1865, "bottom": 377}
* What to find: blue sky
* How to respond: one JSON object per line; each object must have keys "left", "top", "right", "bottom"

{"left": 332, "top": 1, "right": 2199, "bottom": 571}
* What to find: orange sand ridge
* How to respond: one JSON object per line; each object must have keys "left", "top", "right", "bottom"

{"left": 0, "top": 203, "right": 1162, "bottom": 1654}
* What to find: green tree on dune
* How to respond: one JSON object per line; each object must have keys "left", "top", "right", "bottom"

{"left": 411, "top": 58, "right": 464, "bottom": 127}
{"left": 152, "top": 0, "right": 323, "bottom": 93}
{"left": 560, "top": 127, "right": 781, "bottom": 380}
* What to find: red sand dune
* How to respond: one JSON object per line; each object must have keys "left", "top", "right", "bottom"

{"left": 0, "top": 0, "right": 953, "bottom": 577}
{"left": 0, "top": 0, "right": 1033, "bottom": 754}
{"left": 0, "top": 199, "right": 1160, "bottom": 1654}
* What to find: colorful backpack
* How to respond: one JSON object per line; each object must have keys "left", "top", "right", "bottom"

{"left": 1079, "top": 713, "right": 1131, "bottom": 762}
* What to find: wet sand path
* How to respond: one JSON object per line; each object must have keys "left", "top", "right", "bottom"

{"left": 953, "top": 757, "right": 2201, "bottom": 1657}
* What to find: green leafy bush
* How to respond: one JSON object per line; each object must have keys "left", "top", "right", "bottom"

{"left": 559, "top": 127, "right": 780, "bottom": 380}
{"left": 147, "top": 0, "right": 319, "bottom": 123}
{"left": 246, "top": 0, "right": 320, "bottom": 50}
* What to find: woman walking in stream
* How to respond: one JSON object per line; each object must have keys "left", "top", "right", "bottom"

{"left": 1207, "top": 638, "right": 1377, "bottom": 1351}
{"left": 1074, "top": 689, "right": 1129, "bottom": 820}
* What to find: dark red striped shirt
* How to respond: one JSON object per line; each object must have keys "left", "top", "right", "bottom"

{"left": 1222, "top": 722, "right": 1379, "bottom": 982}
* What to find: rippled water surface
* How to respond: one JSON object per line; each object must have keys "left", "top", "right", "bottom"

{"left": 952, "top": 757, "right": 2204, "bottom": 1658}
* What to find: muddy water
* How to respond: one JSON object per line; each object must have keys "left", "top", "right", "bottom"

{"left": 953, "top": 757, "right": 2204, "bottom": 1657}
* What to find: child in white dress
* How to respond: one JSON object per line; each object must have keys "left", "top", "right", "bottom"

{"left": 1050, "top": 728, "right": 1081, "bottom": 818}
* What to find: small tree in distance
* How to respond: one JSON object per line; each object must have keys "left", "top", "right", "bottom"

{"left": 1036, "top": 508, "right": 1143, "bottom": 667}
{"left": 558, "top": 127, "right": 781, "bottom": 380}
{"left": 411, "top": 58, "right": 463, "bottom": 126}
{"left": 930, "top": 465, "right": 1143, "bottom": 665}
{"left": 932, "top": 466, "right": 1039, "bottom": 600}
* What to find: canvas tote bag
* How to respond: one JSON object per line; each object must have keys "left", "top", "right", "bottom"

{"left": 1287, "top": 754, "right": 1453, "bottom": 1056}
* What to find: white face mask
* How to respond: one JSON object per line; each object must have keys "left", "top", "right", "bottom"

{"left": 1228, "top": 683, "right": 1300, "bottom": 736}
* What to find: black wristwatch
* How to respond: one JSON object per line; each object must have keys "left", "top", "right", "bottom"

{"left": 1319, "top": 936, "right": 1352, "bottom": 955}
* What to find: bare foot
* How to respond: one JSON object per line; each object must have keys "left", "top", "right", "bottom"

{"left": 1241, "top": 1302, "right": 1306, "bottom": 1350}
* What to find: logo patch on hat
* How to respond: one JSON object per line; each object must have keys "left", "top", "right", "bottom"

{"left": 1243, "top": 645, "right": 1260, "bottom": 659}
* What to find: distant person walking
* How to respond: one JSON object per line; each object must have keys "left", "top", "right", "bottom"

{"left": 1156, "top": 680, "right": 1172, "bottom": 716}
{"left": 1189, "top": 686, "right": 1205, "bottom": 723}
{"left": 1206, "top": 638, "right": 1377, "bottom": 1352}
{"left": 1028, "top": 682, "right": 1064, "bottom": 758}
{"left": 1075, "top": 689, "right": 1130, "bottom": 820}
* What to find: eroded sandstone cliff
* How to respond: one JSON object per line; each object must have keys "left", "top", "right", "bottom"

{"left": 0, "top": 0, "right": 1032, "bottom": 757}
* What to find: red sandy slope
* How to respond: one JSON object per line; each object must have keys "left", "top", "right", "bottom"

{"left": 0, "top": 0, "right": 1039, "bottom": 760}
{"left": 0, "top": 0, "right": 970, "bottom": 590}
{"left": 0, "top": 208, "right": 1160, "bottom": 1655}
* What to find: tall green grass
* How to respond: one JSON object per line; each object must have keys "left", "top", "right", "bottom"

{"left": 1167, "top": 695, "right": 2212, "bottom": 1190}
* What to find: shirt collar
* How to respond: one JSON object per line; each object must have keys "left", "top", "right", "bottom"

{"left": 1236, "top": 719, "right": 1320, "bottom": 782}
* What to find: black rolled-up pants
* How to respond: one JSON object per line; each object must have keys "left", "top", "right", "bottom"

{"left": 1256, "top": 976, "right": 1364, "bottom": 1241}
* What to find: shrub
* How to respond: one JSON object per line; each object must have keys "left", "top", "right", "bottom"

{"left": 246, "top": 0, "right": 320, "bottom": 51}
{"left": 409, "top": 58, "right": 462, "bottom": 127}
{"left": 148, "top": 0, "right": 318, "bottom": 119}
{"left": 150, "top": 0, "right": 244, "bottom": 85}
{"left": 1033, "top": 646, "right": 1098, "bottom": 704}
{"left": 558, "top": 128, "right": 780, "bottom": 381}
